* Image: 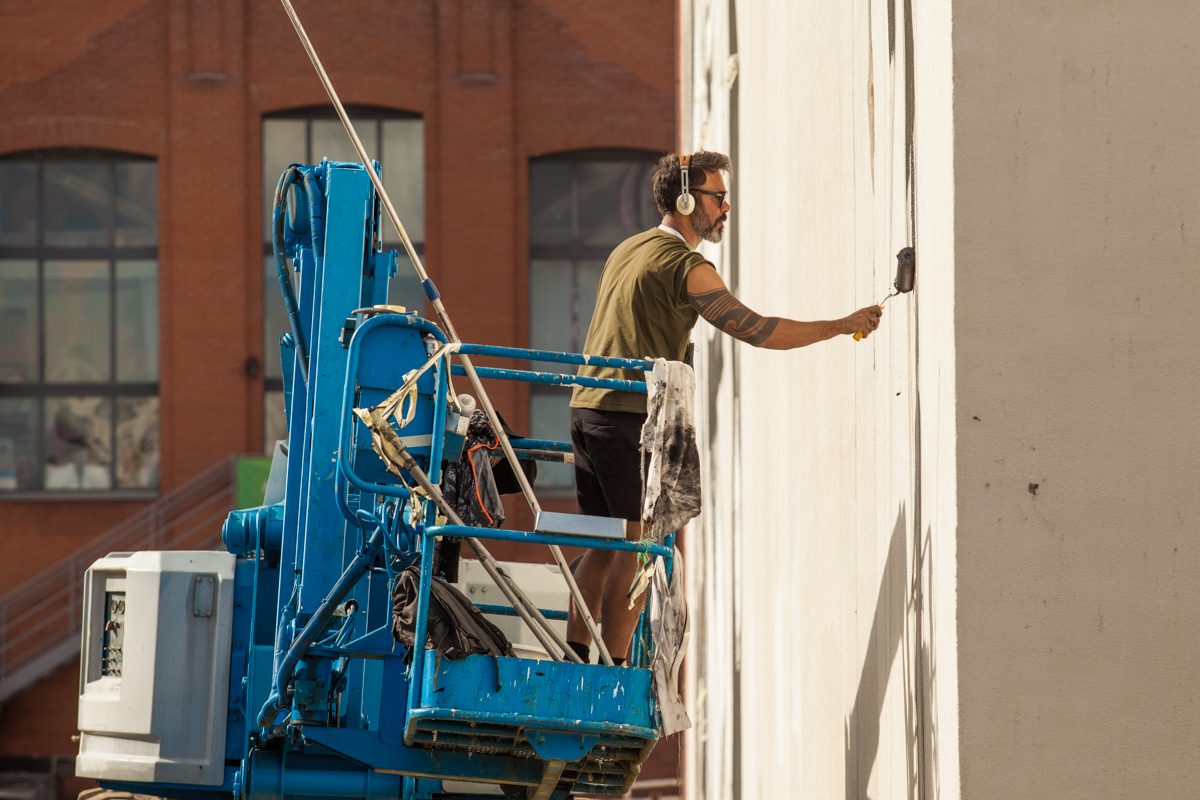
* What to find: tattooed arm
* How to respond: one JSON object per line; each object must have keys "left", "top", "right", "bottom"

{"left": 686, "top": 264, "right": 882, "bottom": 349}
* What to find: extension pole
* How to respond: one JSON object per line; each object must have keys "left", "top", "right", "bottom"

{"left": 278, "top": 0, "right": 611, "bottom": 666}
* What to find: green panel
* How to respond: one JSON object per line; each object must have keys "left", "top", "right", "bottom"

{"left": 236, "top": 457, "right": 272, "bottom": 509}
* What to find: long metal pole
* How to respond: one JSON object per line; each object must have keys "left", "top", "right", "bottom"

{"left": 278, "top": 0, "right": 611, "bottom": 665}
{"left": 498, "top": 566, "right": 581, "bottom": 665}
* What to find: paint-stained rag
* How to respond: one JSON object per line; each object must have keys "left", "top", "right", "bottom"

{"left": 640, "top": 358, "right": 702, "bottom": 542}
{"left": 650, "top": 547, "right": 690, "bottom": 735}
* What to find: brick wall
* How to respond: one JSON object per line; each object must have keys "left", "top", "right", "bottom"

{"left": 0, "top": 0, "right": 677, "bottom": 789}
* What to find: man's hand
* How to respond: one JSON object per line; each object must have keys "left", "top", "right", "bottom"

{"left": 844, "top": 305, "right": 883, "bottom": 339}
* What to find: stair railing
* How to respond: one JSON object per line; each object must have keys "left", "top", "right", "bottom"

{"left": 0, "top": 454, "right": 253, "bottom": 703}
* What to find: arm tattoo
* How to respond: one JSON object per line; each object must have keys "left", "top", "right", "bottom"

{"left": 688, "top": 287, "right": 780, "bottom": 346}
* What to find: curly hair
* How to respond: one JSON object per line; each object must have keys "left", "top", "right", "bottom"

{"left": 651, "top": 150, "right": 732, "bottom": 216}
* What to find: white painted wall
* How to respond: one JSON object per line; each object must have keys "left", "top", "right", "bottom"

{"left": 682, "top": 0, "right": 1197, "bottom": 798}
{"left": 683, "top": 0, "right": 956, "bottom": 796}
{"left": 953, "top": 2, "right": 1200, "bottom": 797}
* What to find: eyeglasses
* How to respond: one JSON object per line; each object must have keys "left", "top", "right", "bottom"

{"left": 692, "top": 188, "right": 728, "bottom": 206}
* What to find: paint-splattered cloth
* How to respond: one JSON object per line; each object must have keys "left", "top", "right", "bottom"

{"left": 640, "top": 359, "right": 702, "bottom": 543}
{"left": 650, "top": 548, "right": 690, "bottom": 736}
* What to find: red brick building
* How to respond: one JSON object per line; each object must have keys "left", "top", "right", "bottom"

{"left": 0, "top": 1, "right": 678, "bottom": 796}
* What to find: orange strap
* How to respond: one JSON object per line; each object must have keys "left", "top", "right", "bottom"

{"left": 467, "top": 440, "right": 499, "bottom": 525}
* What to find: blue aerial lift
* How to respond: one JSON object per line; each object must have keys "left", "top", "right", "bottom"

{"left": 74, "top": 157, "right": 676, "bottom": 800}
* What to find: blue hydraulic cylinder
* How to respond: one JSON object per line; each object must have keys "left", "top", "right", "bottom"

{"left": 247, "top": 751, "right": 401, "bottom": 800}
{"left": 273, "top": 242, "right": 317, "bottom": 710}
{"left": 368, "top": 249, "right": 394, "bottom": 308}
{"left": 296, "top": 164, "right": 374, "bottom": 616}
{"left": 223, "top": 503, "right": 284, "bottom": 561}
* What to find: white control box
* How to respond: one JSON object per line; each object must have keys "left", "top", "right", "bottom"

{"left": 76, "top": 551, "right": 236, "bottom": 786}
{"left": 452, "top": 560, "right": 570, "bottom": 658}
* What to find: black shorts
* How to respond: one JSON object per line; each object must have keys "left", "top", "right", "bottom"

{"left": 570, "top": 407, "right": 647, "bottom": 522}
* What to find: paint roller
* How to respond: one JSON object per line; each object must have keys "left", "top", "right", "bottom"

{"left": 855, "top": 247, "right": 915, "bottom": 341}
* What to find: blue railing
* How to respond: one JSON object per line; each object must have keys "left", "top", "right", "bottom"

{"left": 457, "top": 342, "right": 655, "bottom": 371}
{"left": 450, "top": 341, "right": 653, "bottom": 391}
{"left": 334, "top": 312, "right": 673, "bottom": 734}
{"left": 427, "top": 525, "right": 671, "bottom": 559}
{"left": 335, "top": 314, "right": 654, "bottom": 502}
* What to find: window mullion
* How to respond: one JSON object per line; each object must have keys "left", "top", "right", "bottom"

{"left": 571, "top": 260, "right": 580, "bottom": 356}
{"left": 36, "top": 161, "right": 45, "bottom": 489}
{"left": 110, "top": 391, "right": 118, "bottom": 490}
{"left": 109, "top": 259, "right": 117, "bottom": 384}
{"left": 34, "top": 391, "right": 43, "bottom": 493}
{"left": 109, "top": 160, "right": 117, "bottom": 247}
{"left": 109, "top": 257, "right": 118, "bottom": 489}
{"left": 36, "top": 160, "right": 45, "bottom": 486}
{"left": 570, "top": 163, "right": 579, "bottom": 254}
{"left": 570, "top": 164, "right": 580, "bottom": 354}
{"left": 36, "top": 255, "right": 45, "bottom": 490}
{"left": 0, "top": 383, "right": 157, "bottom": 398}
{"left": 35, "top": 161, "right": 43, "bottom": 248}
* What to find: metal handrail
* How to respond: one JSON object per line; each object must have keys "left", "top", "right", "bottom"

{"left": 0, "top": 454, "right": 253, "bottom": 691}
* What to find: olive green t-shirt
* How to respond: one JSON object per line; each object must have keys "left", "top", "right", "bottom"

{"left": 570, "top": 228, "right": 711, "bottom": 413}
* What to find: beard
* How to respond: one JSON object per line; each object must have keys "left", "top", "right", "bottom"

{"left": 692, "top": 202, "right": 727, "bottom": 243}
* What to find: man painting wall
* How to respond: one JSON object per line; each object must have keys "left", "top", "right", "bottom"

{"left": 564, "top": 151, "right": 884, "bottom": 664}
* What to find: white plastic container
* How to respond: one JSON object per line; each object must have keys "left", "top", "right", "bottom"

{"left": 76, "top": 551, "right": 236, "bottom": 786}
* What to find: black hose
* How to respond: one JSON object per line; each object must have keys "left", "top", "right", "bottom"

{"left": 273, "top": 165, "right": 310, "bottom": 381}
{"left": 300, "top": 168, "right": 325, "bottom": 255}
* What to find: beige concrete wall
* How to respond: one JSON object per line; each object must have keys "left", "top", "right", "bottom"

{"left": 953, "top": 1, "right": 1200, "bottom": 797}
{"left": 683, "top": 0, "right": 1198, "bottom": 798}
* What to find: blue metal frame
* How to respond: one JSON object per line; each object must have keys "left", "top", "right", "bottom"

{"left": 448, "top": 363, "right": 651, "bottom": 392}
{"left": 103, "top": 161, "right": 676, "bottom": 800}
{"left": 457, "top": 342, "right": 655, "bottom": 370}
{"left": 428, "top": 524, "right": 671, "bottom": 558}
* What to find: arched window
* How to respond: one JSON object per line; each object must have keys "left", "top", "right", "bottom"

{"left": 527, "top": 149, "right": 662, "bottom": 490}
{"left": 0, "top": 149, "right": 159, "bottom": 493}
{"left": 261, "top": 106, "right": 424, "bottom": 450}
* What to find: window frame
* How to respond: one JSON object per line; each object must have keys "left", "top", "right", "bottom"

{"left": 260, "top": 106, "right": 425, "bottom": 453}
{"left": 0, "top": 149, "right": 159, "bottom": 497}
{"left": 527, "top": 148, "right": 663, "bottom": 493}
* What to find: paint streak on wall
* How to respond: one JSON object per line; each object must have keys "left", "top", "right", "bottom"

{"left": 682, "top": 0, "right": 956, "bottom": 797}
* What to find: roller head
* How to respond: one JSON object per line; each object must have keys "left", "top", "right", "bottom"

{"left": 894, "top": 247, "right": 916, "bottom": 294}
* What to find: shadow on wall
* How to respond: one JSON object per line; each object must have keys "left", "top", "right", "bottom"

{"left": 843, "top": 506, "right": 939, "bottom": 800}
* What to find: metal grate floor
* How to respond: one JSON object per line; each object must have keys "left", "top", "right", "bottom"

{"left": 409, "top": 718, "right": 657, "bottom": 795}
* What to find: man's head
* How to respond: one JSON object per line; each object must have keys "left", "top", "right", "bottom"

{"left": 653, "top": 150, "right": 732, "bottom": 244}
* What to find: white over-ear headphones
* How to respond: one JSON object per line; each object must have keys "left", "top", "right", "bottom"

{"left": 675, "top": 154, "right": 695, "bottom": 216}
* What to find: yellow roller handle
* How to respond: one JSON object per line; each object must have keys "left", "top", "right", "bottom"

{"left": 853, "top": 302, "right": 885, "bottom": 341}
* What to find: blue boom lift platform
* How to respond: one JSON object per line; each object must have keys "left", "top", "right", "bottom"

{"left": 73, "top": 159, "right": 675, "bottom": 800}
